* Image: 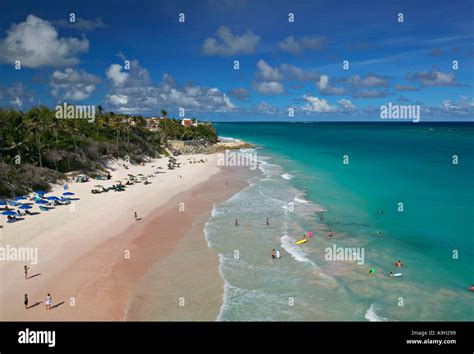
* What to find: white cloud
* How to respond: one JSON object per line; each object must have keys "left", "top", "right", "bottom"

{"left": 0, "top": 82, "right": 34, "bottom": 108}
{"left": 202, "top": 26, "right": 260, "bottom": 56}
{"left": 50, "top": 68, "right": 100, "bottom": 100}
{"left": 407, "top": 70, "right": 459, "bottom": 87}
{"left": 105, "top": 60, "right": 237, "bottom": 114}
{"left": 256, "top": 101, "right": 278, "bottom": 114}
{"left": 279, "top": 63, "right": 320, "bottom": 82}
{"left": 0, "top": 15, "right": 89, "bottom": 68}
{"left": 440, "top": 96, "right": 474, "bottom": 112}
{"left": 10, "top": 96, "right": 23, "bottom": 107}
{"left": 338, "top": 98, "right": 356, "bottom": 111}
{"left": 278, "top": 35, "right": 326, "bottom": 55}
{"left": 107, "top": 94, "right": 129, "bottom": 105}
{"left": 317, "top": 75, "right": 329, "bottom": 90}
{"left": 106, "top": 64, "right": 130, "bottom": 87}
{"left": 348, "top": 74, "right": 388, "bottom": 88}
{"left": 302, "top": 94, "right": 337, "bottom": 113}
{"left": 316, "top": 75, "right": 345, "bottom": 95}
{"left": 252, "top": 81, "right": 284, "bottom": 94}
{"left": 256, "top": 60, "right": 283, "bottom": 81}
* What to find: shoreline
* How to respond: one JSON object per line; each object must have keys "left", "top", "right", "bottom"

{"left": 0, "top": 153, "right": 250, "bottom": 321}
{"left": 126, "top": 167, "right": 250, "bottom": 321}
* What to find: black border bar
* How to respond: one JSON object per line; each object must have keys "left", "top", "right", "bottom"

{"left": 0, "top": 321, "right": 472, "bottom": 353}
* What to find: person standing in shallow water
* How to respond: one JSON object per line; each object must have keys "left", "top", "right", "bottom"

{"left": 235, "top": 219, "right": 239, "bottom": 227}
{"left": 266, "top": 218, "right": 270, "bottom": 226}
{"left": 24, "top": 265, "right": 29, "bottom": 279}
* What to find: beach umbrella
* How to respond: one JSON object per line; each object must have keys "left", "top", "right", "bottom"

{"left": 19, "top": 205, "right": 32, "bottom": 209}
{"left": 63, "top": 192, "right": 75, "bottom": 196}
{"left": 35, "top": 200, "right": 48, "bottom": 205}
{"left": 46, "top": 196, "right": 60, "bottom": 201}
{"left": 2, "top": 210, "right": 17, "bottom": 215}
{"left": 0, "top": 200, "right": 8, "bottom": 205}
{"left": 15, "top": 196, "right": 27, "bottom": 201}
{"left": 34, "top": 190, "right": 46, "bottom": 195}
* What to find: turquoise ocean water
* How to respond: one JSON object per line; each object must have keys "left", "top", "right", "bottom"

{"left": 206, "top": 122, "right": 473, "bottom": 321}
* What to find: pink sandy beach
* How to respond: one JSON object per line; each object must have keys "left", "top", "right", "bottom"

{"left": 0, "top": 153, "right": 248, "bottom": 321}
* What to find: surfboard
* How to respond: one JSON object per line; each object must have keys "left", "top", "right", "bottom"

{"left": 392, "top": 273, "right": 402, "bottom": 277}
{"left": 296, "top": 239, "right": 307, "bottom": 245}
{"left": 276, "top": 250, "right": 281, "bottom": 258}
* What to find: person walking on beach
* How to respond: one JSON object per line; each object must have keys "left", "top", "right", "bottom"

{"left": 24, "top": 294, "right": 28, "bottom": 309}
{"left": 134, "top": 212, "right": 138, "bottom": 221}
{"left": 235, "top": 219, "right": 239, "bottom": 227}
{"left": 24, "top": 265, "right": 30, "bottom": 279}
{"left": 45, "top": 293, "right": 52, "bottom": 310}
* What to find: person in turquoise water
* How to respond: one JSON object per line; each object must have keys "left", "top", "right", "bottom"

{"left": 369, "top": 268, "right": 376, "bottom": 275}
{"left": 394, "top": 260, "right": 403, "bottom": 268}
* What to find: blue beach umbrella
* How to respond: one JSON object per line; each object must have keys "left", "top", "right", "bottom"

{"left": 15, "top": 196, "right": 26, "bottom": 201}
{"left": 34, "top": 190, "right": 46, "bottom": 195}
{"left": 35, "top": 200, "right": 48, "bottom": 205}
{"left": 19, "top": 205, "right": 32, "bottom": 209}
{"left": 2, "top": 210, "right": 17, "bottom": 215}
{"left": 63, "top": 192, "right": 75, "bottom": 196}
{"left": 46, "top": 196, "right": 60, "bottom": 201}
{"left": 0, "top": 200, "right": 7, "bottom": 206}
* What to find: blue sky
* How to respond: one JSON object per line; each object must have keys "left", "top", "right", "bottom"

{"left": 0, "top": 0, "right": 473, "bottom": 121}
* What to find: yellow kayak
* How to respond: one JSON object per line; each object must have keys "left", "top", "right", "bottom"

{"left": 296, "top": 239, "right": 307, "bottom": 245}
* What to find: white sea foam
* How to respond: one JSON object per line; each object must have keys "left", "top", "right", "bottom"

{"left": 281, "top": 173, "right": 294, "bottom": 180}
{"left": 216, "top": 253, "right": 230, "bottom": 321}
{"left": 219, "top": 136, "right": 243, "bottom": 143}
{"left": 280, "top": 234, "right": 315, "bottom": 266}
{"left": 294, "top": 196, "right": 308, "bottom": 204}
{"left": 365, "top": 303, "right": 388, "bottom": 322}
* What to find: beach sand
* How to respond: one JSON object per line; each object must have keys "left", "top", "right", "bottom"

{"left": 0, "top": 153, "right": 248, "bottom": 321}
